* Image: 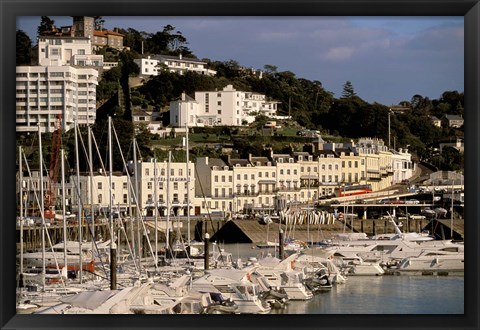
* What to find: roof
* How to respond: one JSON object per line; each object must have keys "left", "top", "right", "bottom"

{"left": 210, "top": 220, "right": 344, "bottom": 244}
{"left": 132, "top": 108, "right": 152, "bottom": 116}
{"left": 316, "top": 150, "right": 338, "bottom": 157}
{"left": 94, "top": 30, "right": 125, "bottom": 37}
{"left": 444, "top": 114, "right": 464, "bottom": 121}
{"left": 208, "top": 158, "right": 228, "bottom": 168}
{"left": 157, "top": 55, "right": 205, "bottom": 64}
{"left": 250, "top": 157, "right": 271, "bottom": 166}
{"left": 228, "top": 159, "right": 251, "bottom": 167}
{"left": 423, "top": 219, "right": 464, "bottom": 240}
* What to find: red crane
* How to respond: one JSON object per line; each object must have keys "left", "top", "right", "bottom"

{"left": 44, "top": 114, "right": 62, "bottom": 219}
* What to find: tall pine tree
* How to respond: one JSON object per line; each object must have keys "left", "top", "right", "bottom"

{"left": 342, "top": 81, "right": 356, "bottom": 98}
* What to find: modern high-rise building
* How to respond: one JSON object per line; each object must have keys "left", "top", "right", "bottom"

{"left": 16, "top": 65, "right": 98, "bottom": 133}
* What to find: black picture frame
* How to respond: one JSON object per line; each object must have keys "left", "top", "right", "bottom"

{"left": 1, "top": 1, "right": 478, "bottom": 329}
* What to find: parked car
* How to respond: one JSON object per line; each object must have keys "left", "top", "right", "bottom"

{"left": 405, "top": 199, "right": 420, "bottom": 204}
{"left": 409, "top": 214, "right": 426, "bottom": 220}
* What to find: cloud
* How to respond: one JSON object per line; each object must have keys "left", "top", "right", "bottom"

{"left": 323, "top": 46, "right": 355, "bottom": 61}
{"left": 256, "top": 31, "right": 297, "bottom": 41}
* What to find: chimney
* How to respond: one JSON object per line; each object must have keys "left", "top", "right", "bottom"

{"left": 179, "top": 54, "right": 182, "bottom": 60}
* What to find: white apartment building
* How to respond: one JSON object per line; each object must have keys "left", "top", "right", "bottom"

{"left": 170, "top": 85, "right": 280, "bottom": 127}
{"left": 248, "top": 156, "right": 277, "bottom": 213}
{"left": 16, "top": 65, "right": 98, "bottom": 133}
{"left": 271, "top": 153, "right": 301, "bottom": 204}
{"left": 134, "top": 55, "right": 216, "bottom": 77}
{"left": 241, "top": 92, "right": 280, "bottom": 123}
{"left": 134, "top": 160, "right": 195, "bottom": 217}
{"left": 195, "top": 157, "right": 234, "bottom": 215}
{"left": 169, "top": 93, "right": 202, "bottom": 127}
{"left": 193, "top": 85, "right": 244, "bottom": 126}
{"left": 391, "top": 148, "right": 415, "bottom": 184}
{"left": 17, "top": 170, "right": 129, "bottom": 216}
{"left": 316, "top": 150, "right": 342, "bottom": 196}
{"left": 38, "top": 36, "right": 104, "bottom": 68}
{"left": 76, "top": 173, "right": 130, "bottom": 216}
{"left": 294, "top": 152, "right": 319, "bottom": 203}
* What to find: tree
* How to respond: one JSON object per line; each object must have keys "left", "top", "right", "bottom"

{"left": 341, "top": 81, "right": 356, "bottom": 98}
{"left": 263, "top": 64, "right": 278, "bottom": 74}
{"left": 94, "top": 16, "right": 105, "bottom": 30}
{"left": 37, "top": 16, "right": 55, "bottom": 37}
{"left": 16, "top": 30, "right": 32, "bottom": 65}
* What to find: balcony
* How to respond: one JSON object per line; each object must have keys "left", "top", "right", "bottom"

{"left": 234, "top": 192, "right": 260, "bottom": 197}
{"left": 276, "top": 187, "right": 301, "bottom": 192}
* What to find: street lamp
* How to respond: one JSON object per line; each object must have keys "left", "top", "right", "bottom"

{"left": 388, "top": 109, "right": 392, "bottom": 150}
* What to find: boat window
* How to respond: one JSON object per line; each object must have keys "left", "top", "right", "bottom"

{"left": 247, "top": 286, "right": 255, "bottom": 296}
{"left": 236, "top": 286, "right": 246, "bottom": 295}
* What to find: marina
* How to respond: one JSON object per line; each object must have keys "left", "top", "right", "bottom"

{"left": 11, "top": 16, "right": 465, "bottom": 315}
{"left": 15, "top": 214, "right": 465, "bottom": 315}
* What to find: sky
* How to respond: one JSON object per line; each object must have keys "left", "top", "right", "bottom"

{"left": 17, "top": 16, "right": 464, "bottom": 106}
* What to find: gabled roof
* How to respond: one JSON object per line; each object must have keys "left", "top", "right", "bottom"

{"left": 94, "top": 30, "right": 125, "bottom": 37}
{"left": 250, "top": 156, "right": 271, "bottom": 166}
{"left": 208, "top": 158, "right": 227, "bottom": 168}
{"left": 228, "top": 159, "right": 251, "bottom": 167}
{"left": 444, "top": 114, "right": 463, "bottom": 121}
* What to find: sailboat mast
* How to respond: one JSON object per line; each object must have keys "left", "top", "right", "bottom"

{"left": 38, "top": 125, "right": 46, "bottom": 290}
{"left": 74, "top": 123, "right": 83, "bottom": 283}
{"left": 88, "top": 126, "right": 95, "bottom": 250}
{"left": 154, "top": 158, "right": 159, "bottom": 266}
{"left": 61, "top": 149, "right": 68, "bottom": 269}
{"left": 185, "top": 122, "right": 191, "bottom": 245}
{"left": 19, "top": 146, "right": 24, "bottom": 275}
{"left": 166, "top": 151, "right": 172, "bottom": 258}
{"left": 133, "top": 137, "right": 141, "bottom": 266}
{"left": 108, "top": 117, "right": 117, "bottom": 289}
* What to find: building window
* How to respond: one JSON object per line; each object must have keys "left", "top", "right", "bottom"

{"left": 173, "top": 182, "right": 178, "bottom": 190}
{"left": 147, "top": 182, "right": 152, "bottom": 189}
{"left": 97, "top": 182, "right": 102, "bottom": 189}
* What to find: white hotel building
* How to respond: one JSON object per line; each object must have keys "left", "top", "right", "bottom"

{"left": 170, "top": 85, "right": 280, "bottom": 127}
{"left": 37, "top": 36, "right": 104, "bottom": 68}
{"left": 134, "top": 54, "right": 216, "bottom": 77}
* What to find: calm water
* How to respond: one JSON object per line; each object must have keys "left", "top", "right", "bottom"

{"left": 220, "top": 244, "right": 464, "bottom": 314}
{"left": 272, "top": 276, "right": 464, "bottom": 314}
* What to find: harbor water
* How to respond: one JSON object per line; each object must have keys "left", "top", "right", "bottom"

{"left": 221, "top": 243, "right": 464, "bottom": 314}
{"left": 272, "top": 275, "right": 464, "bottom": 314}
